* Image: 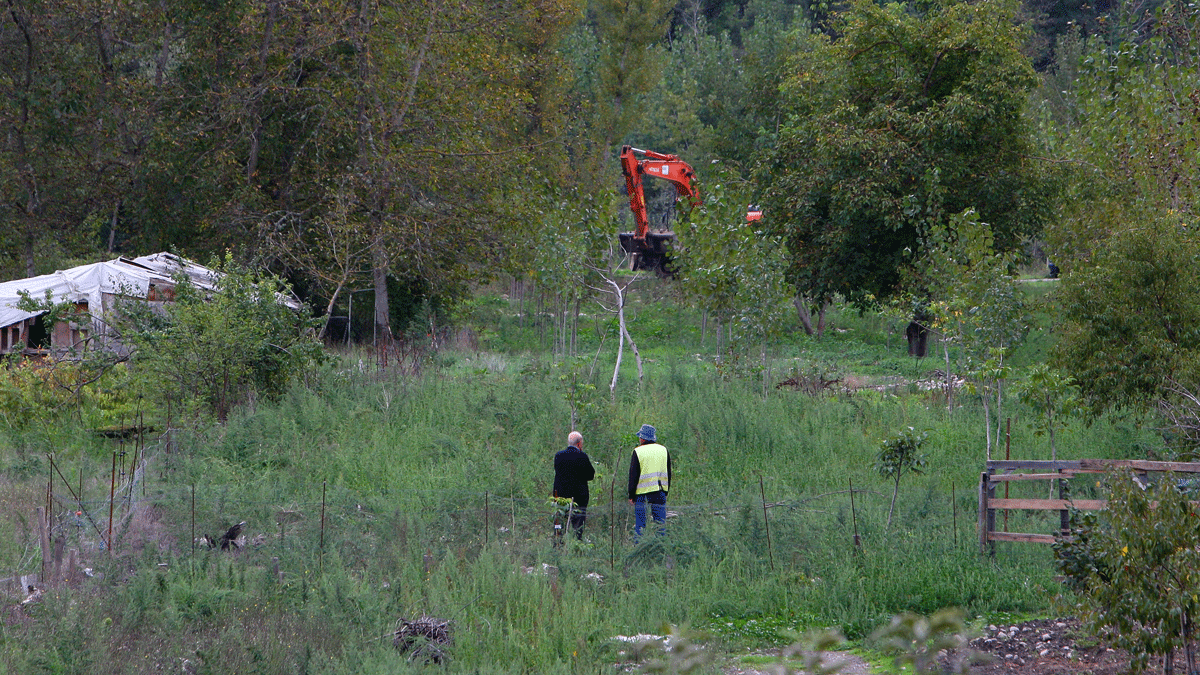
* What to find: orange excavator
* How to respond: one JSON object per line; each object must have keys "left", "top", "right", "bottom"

{"left": 618, "top": 145, "right": 763, "bottom": 275}
{"left": 618, "top": 145, "right": 700, "bottom": 274}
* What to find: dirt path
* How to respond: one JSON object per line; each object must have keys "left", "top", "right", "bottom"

{"left": 723, "top": 618, "right": 1141, "bottom": 674}
{"left": 721, "top": 650, "right": 872, "bottom": 674}
{"left": 966, "top": 618, "right": 1130, "bottom": 675}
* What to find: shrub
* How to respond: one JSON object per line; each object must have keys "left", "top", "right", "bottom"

{"left": 1056, "top": 471, "right": 1200, "bottom": 672}
{"left": 120, "top": 255, "right": 325, "bottom": 421}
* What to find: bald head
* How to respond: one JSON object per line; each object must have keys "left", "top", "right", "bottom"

{"left": 567, "top": 431, "right": 583, "bottom": 448}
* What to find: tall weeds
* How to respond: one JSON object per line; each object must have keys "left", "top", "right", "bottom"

{"left": 0, "top": 348, "right": 1159, "bottom": 674}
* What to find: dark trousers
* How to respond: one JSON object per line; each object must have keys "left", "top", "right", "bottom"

{"left": 634, "top": 491, "right": 667, "bottom": 539}
{"left": 568, "top": 508, "right": 587, "bottom": 539}
{"left": 555, "top": 504, "right": 587, "bottom": 542}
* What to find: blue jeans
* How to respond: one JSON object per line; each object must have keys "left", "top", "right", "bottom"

{"left": 634, "top": 491, "right": 667, "bottom": 539}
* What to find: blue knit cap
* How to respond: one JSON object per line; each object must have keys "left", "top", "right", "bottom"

{"left": 637, "top": 424, "right": 656, "bottom": 442}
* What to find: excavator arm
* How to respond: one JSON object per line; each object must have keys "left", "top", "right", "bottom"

{"left": 619, "top": 145, "right": 700, "bottom": 274}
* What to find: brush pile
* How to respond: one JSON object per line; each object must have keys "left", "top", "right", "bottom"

{"left": 393, "top": 615, "right": 452, "bottom": 663}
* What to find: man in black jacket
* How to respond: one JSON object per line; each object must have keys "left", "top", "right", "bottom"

{"left": 553, "top": 431, "right": 595, "bottom": 540}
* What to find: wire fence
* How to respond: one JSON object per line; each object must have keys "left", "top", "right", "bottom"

{"left": 10, "top": 424, "right": 1086, "bottom": 599}
{"left": 15, "top": 437, "right": 1026, "bottom": 595}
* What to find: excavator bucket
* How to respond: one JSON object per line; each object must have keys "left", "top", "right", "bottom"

{"left": 619, "top": 231, "right": 676, "bottom": 276}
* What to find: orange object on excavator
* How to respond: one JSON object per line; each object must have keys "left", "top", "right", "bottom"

{"left": 618, "top": 145, "right": 700, "bottom": 275}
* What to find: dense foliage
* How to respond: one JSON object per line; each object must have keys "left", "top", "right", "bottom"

{"left": 758, "top": 0, "right": 1052, "bottom": 307}
{"left": 118, "top": 259, "right": 325, "bottom": 421}
{"left": 1056, "top": 472, "right": 1200, "bottom": 672}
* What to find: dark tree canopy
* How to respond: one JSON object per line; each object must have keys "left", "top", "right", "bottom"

{"left": 758, "top": 0, "right": 1054, "bottom": 306}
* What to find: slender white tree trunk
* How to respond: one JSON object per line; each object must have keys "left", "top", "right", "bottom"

{"left": 943, "top": 336, "right": 954, "bottom": 412}
{"left": 618, "top": 309, "right": 643, "bottom": 385}
{"left": 608, "top": 282, "right": 624, "bottom": 399}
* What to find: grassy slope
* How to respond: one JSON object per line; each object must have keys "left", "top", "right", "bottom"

{"left": 0, "top": 280, "right": 1159, "bottom": 674}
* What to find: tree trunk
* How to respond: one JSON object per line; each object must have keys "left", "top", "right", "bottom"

{"left": 816, "top": 302, "right": 828, "bottom": 338}
{"left": 371, "top": 239, "right": 391, "bottom": 346}
{"left": 318, "top": 280, "right": 347, "bottom": 341}
{"left": 982, "top": 388, "right": 993, "bottom": 461}
{"left": 620, "top": 314, "right": 644, "bottom": 386}
{"left": 1183, "top": 614, "right": 1194, "bottom": 675}
{"left": 943, "top": 336, "right": 954, "bottom": 412}
{"left": 572, "top": 296, "right": 580, "bottom": 357}
{"left": 906, "top": 320, "right": 929, "bottom": 357}
{"left": 714, "top": 317, "right": 722, "bottom": 362}
{"left": 794, "top": 296, "right": 814, "bottom": 336}
{"left": 245, "top": 0, "right": 277, "bottom": 181}
{"left": 761, "top": 342, "right": 769, "bottom": 398}
{"left": 1048, "top": 406, "right": 1057, "bottom": 462}
{"left": 995, "top": 378, "right": 1004, "bottom": 458}
{"left": 887, "top": 476, "right": 900, "bottom": 529}
{"left": 108, "top": 200, "right": 120, "bottom": 253}
{"left": 608, "top": 280, "right": 625, "bottom": 399}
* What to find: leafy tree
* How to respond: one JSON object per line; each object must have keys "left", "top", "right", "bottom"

{"left": 589, "top": 0, "right": 676, "bottom": 152}
{"left": 120, "top": 257, "right": 324, "bottom": 421}
{"left": 1045, "top": 4, "right": 1200, "bottom": 457}
{"left": 918, "top": 209, "right": 1027, "bottom": 450}
{"left": 127, "top": 0, "right": 582, "bottom": 340}
{"left": 646, "top": 0, "right": 808, "bottom": 169}
{"left": 675, "top": 174, "right": 790, "bottom": 387}
{"left": 529, "top": 188, "right": 615, "bottom": 358}
{"left": 1042, "top": 2, "right": 1200, "bottom": 272}
{"left": 1055, "top": 219, "right": 1200, "bottom": 421}
{"left": 968, "top": 348, "right": 1014, "bottom": 462}
{"left": 1056, "top": 471, "right": 1200, "bottom": 673}
{"left": 758, "top": 0, "right": 1052, "bottom": 318}
{"left": 0, "top": 0, "right": 155, "bottom": 276}
{"left": 265, "top": 179, "right": 374, "bottom": 341}
{"left": 1017, "top": 364, "right": 1079, "bottom": 463}
{"left": 875, "top": 426, "right": 929, "bottom": 529}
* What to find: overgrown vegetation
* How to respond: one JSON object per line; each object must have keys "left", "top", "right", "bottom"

{"left": 5, "top": 0, "right": 1200, "bottom": 671}
{"left": 1056, "top": 471, "right": 1200, "bottom": 672}
{"left": 0, "top": 283, "right": 1161, "bottom": 674}
{"left": 114, "top": 257, "right": 326, "bottom": 421}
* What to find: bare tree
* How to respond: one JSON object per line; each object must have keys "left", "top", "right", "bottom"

{"left": 584, "top": 259, "right": 643, "bottom": 399}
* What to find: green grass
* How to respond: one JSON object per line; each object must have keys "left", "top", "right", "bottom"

{"left": 0, "top": 283, "right": 1163, "bottom": 674}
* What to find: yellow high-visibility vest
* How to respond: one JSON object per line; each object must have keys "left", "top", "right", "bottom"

{"left": 634, "top": 443, "right": 669, "bottom": 495}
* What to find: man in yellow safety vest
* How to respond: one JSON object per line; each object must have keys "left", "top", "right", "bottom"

{"left": 627, "top": 424, "right": 671, "bottom": 539}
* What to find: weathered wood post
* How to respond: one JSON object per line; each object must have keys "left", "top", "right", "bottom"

{"left": 1058, "top": 469, "right": 1069, "bottom": 535}
{"left": 978, "top": 472, "right": 990, "bottom": 556}
{"left": 37, "top": 507, "right": 50, "bottom": 584}
{"left": 107, "top": 452, "right": 117, "bottom": 554}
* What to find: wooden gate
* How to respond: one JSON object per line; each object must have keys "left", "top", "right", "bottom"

{"left": 978, "top": 459, "right": 1200, "bottom": 555}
